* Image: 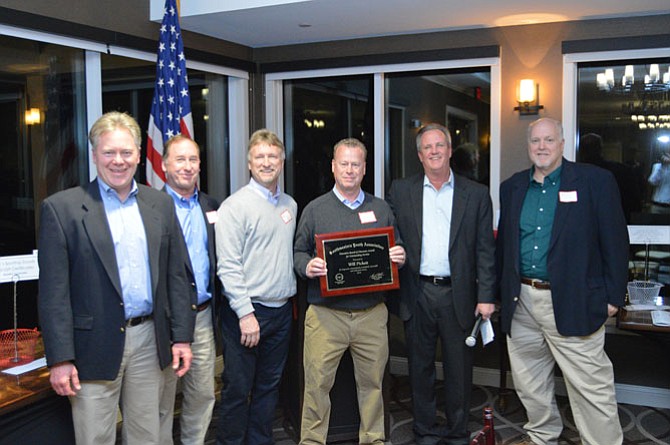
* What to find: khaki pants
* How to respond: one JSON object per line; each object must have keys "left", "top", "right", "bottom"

{"left": 300, "top": 303, "right": 388, "bottom": 445}
{"left": 159, "top": 305, "right": 216, "bottom": 445}
{"left": 507, "top": 284, "right": 623, "bottom": 445}
{"left": 70, "top": 320, "right": 163, "bottom": 445}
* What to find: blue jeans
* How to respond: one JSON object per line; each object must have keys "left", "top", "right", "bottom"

{"left": 217, "top": 300, "right": 293, "bottom": 445}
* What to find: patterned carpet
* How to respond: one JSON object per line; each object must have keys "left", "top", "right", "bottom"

{"left": 186, "top": 375, "right": 670, "bottom": 445}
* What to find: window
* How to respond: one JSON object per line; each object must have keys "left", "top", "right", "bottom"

{"left": 284, "top": 75, "right": 373, "bottom": 211}
{"left": 265, "top": 56, "right": 501, "bottom": 209}
{"left": 576, "top": 58, "right": 670, "bottom": 226}
{"left": 101, "top": 54, "right": 230, "bottom": 198}
{"left": 566, "top": 48, "right": 670, "bottom": 293}
{"left": 0, "top": 35, "right": 87, "bottom": 329}
{"left": 386, "top": 68, "right": 491, "bottom": 190}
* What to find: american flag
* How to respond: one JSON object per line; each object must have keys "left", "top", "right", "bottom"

{"left": 146, "top": 0, "right": 193, "bottom": 188}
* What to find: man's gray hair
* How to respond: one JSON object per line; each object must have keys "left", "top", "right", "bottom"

{"left": 416, "top": 123, "right": 452, "bottom": 151}
{"left": 528, "top": 118, "right": 564, "bottom": 142}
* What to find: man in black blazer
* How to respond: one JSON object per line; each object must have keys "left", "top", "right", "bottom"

{"left": 38, "top": 112, "right": 195, "bottom": 445}
{"left": 387, "top": 123, "right": 496, "bottom": 445}
{"left": 159, "top": 135, "right": 221, "bottom": 444}
{"left": 496, "top": 118, "right": 628, "bottom": 445}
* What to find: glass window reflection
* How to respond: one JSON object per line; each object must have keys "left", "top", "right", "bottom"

{"left": 101, "top": 54, "right": 230, "bottom": 200}
{"left": 577, "top": 59, "right": 670, "bottom": 226}
{"left": 385, "top": 68, "right": 491, "bottom": 191}
{"left": 283, "top": 75, "right": 373, "bottom": 212}
{"left": 0, "top": 35, "right": 87, "bottom": 330}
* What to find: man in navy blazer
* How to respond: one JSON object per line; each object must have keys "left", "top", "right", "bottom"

{"left": 496, "top": 118, "right": 629, "bottom": 445}
{"left": 38, "top": 112, "right": 195, "bottom": 445}
{"left": 159, "top": 134, "right": 221, "bottom": 445}
{"left": 387, "top": 123, "right": 496, "bottom": 445}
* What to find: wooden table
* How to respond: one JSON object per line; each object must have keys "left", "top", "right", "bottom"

{"left": 0, "top": 363, "right": 53, "bottom": 415}
{"left": 617, "top": 297, "right": 670, "bottom": 334}
{"left": 0, "top": 345, "right": 74, "bottom": 443}
{"left": 617, "top": 297, "right": 670, "bottom": 356}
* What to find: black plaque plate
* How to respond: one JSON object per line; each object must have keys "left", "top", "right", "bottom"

{"left": 315, "top": 226, "right": 399, "bottom": 297}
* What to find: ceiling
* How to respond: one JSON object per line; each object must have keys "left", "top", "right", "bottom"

{"left": 163, "top": 0, "right": 670, "bottom": 48}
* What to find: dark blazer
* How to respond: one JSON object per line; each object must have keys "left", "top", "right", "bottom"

{"left": 496, "top": 159, "right": 629, "bottom": 337}
{"left": 183, "top": 190, "right": 222, "bottom": 347}
{"left": 387, "top": 172, "right": 496, "bottom": 330}
{"left": 38, "top": 179, "right": 195, "bottom": 381}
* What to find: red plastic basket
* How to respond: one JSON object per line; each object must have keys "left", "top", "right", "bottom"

{"left": 0, "top": 328, "right": 40, "bottom": 368}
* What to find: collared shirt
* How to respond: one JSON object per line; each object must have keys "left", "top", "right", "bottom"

{"left": 166, "top": 185, "right": 211, "bottom": 305}
{"left": 332, "top": 186, "right": 365, "bottom": 210}
{"left": 420, "top": 171, "right": 454, "bottom": 276}
{"left": 97, "top": 179, "right": 152, "bottom": 319}
{"left": 248, "top": 177, "right": 281, "bottom": 205}
{"left": 519, "top": 166, "right": 562, "bottom": 280}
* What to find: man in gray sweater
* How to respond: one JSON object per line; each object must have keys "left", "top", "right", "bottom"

{"left": 215, "top": 129, "right": 297, "bottom": 445}
{"left": 294, "top": 138, "right": 406, "bottom": 445}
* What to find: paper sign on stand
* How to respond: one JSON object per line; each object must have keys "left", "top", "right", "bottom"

{"left": 0, "top": 250, "right": 39, "bottom": 283}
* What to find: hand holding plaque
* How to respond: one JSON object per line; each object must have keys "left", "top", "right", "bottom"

{"left": 315, "top": 226, "right": 400, "bottom": 297}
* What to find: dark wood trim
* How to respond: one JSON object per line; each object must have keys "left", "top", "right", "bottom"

{"left": 260, "top": 45, "right": 500, "bottom": 73}
{"left": 563, "top": 34, "right": 670, "bottom": 54}
{"left": 0, "top": 6, "right": 254, "bottom": 72}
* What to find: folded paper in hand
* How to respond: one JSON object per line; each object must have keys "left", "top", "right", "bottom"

{"left": 480, "top": 319, "right": 494, "bottom": 346}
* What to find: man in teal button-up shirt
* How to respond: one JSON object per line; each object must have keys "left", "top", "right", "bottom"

{"left": 519, "top": 165, "right": 560, "bottom": 281}
{"left": 496, "top": 118, "right": 629, "bottom": 445}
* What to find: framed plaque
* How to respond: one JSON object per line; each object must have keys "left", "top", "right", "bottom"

{"left": 315, "top": 226, "right": 399, "bottom": 297}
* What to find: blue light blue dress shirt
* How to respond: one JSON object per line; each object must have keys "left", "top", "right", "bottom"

{"left": 249, "top": 177, "right": 281, "bottom": 205}
{"left": 333, "top": 186, "right": 365, "bottom": 210}
{"left": 166, "top": 185, "right": 211, "bottom": 305}
{"left": 97, "top": 179, "right": 152, "bottom": 319}
{"left": 420, "top": 172, "right": 454, "bottom": 277}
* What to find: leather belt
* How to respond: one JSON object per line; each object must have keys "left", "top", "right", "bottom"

{"left": 420, "top": 275, "right": 451, "bottom": 286}
{"left": 126, "top": 315, "right": 152, "bottom": 327}
{"left": 332, "top": 303, "right": 379, "bottom": 313}
{"left": 197, "top": 300, "right": 211, "bottom": 312}
{"left": 652, "top": 201, "right": 670, "bottom": 208}
{"left": 521, "top": 277, "right": 551, "bottom": 290}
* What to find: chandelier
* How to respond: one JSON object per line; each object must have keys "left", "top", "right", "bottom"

{"left": 596, "top": 64, "right": 670, "bottom": 93}
{"left": 630, "top": 115, "right": 670, "bottom": 131}
{"left": 621, "top": 100, "right": 670, "bottom": 130}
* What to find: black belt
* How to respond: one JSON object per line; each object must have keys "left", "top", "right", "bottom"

{"left": 331, "top": 302, "right": 381, "bottom": 313}
{"left": 419, "top": 275, "right": 451, "bottom": 286}
{"left": 652, "top": 201, "right": 670, "bottom": 208}
{"left": 521, "top": 277, "right": 551, "bottom": 290}
{"left": 126, "top": 315, "right": 152, "bottom": 327}
{"left": 197, "top": 300, "right": 211, "bottom": 312}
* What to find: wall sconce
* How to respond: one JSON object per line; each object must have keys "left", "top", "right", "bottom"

{"left": 25, "top": 108, "right": 41, "bottom": 125}
{"left": 514, "top": 79, "right": 544, "bottom": 115}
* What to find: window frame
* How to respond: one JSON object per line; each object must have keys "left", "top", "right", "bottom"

{"left": 0, "top": 23, "right": 250, "bottom": 193}
{"left": 264, "top": 57, "right": 502, "bottom": 217}
{"left": 563, "top": 46, "right": 670, "bottom": 244}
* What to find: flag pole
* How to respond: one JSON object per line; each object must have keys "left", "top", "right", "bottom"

{"left": 145, "top": 0, "right": 194, "bottom": 188}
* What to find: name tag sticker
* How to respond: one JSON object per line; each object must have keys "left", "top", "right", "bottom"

{"left": 358, "top": 211, "right": 377, "bottom": 224}
{"left": 559, "top": 191, "right": 578, "bottom": 203}
{"left": 281, "top": 209, "right": 292, "bottom": 224}
{"left": 206, "top": 211, "right": 218, "bottom": 224}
